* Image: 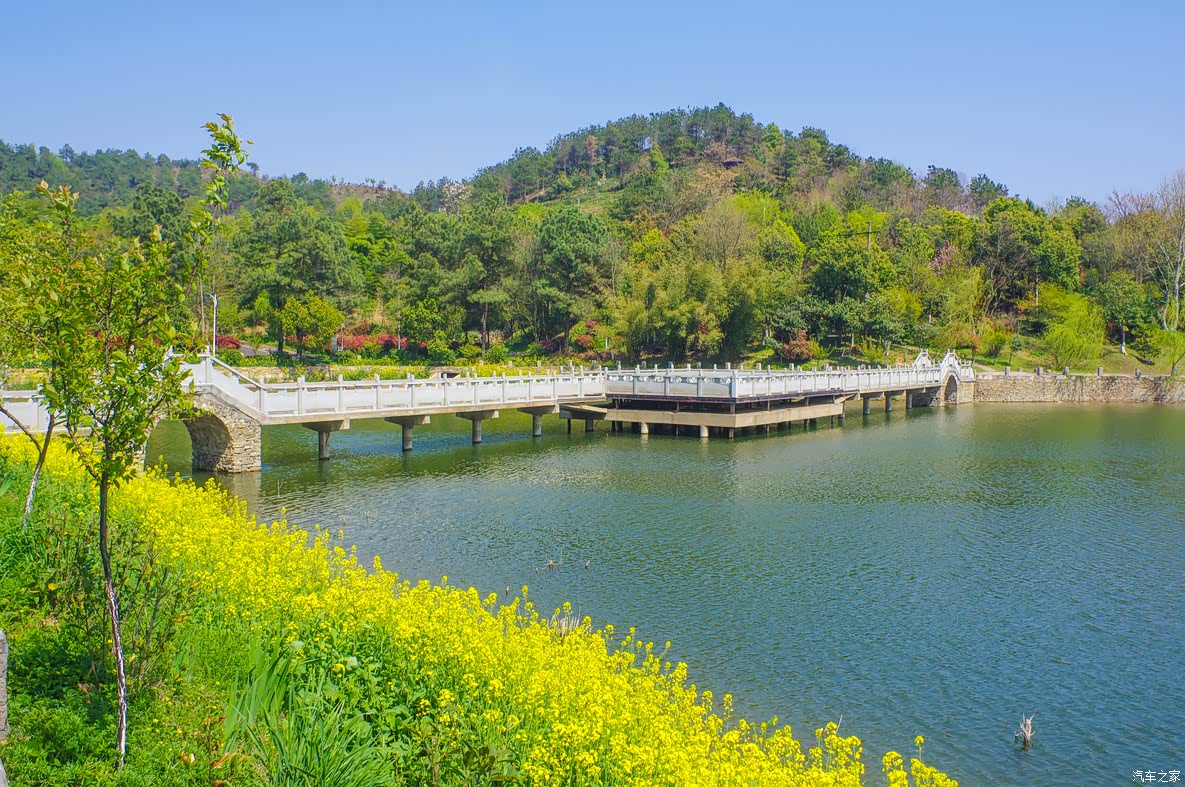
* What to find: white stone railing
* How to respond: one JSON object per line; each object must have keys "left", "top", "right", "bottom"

{"left": 605, "top": 366, "right": 944, "bottom": 399}
{"left": 0, "top": 390, "right": 53, "bottom": 435}
{"left": 183, "top": 355, "right": 609, "bottom": 420}
{"left": 604, "top": 350, "right": 973, "bottom": 400}
{"left": 2, "top": 350, "right": 975, "bottom": 433}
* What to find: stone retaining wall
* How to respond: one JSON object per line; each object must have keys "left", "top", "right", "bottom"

{"left": 973, "top": 373, "right": 1185, "bottom": 403}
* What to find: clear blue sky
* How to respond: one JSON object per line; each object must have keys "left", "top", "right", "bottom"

{"left": 2, "top": 0, "right": 1181, "bottom": 205}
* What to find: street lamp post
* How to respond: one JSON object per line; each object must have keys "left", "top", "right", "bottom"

{"left": 205, "top": 292, "right": 218, "bottom": 354}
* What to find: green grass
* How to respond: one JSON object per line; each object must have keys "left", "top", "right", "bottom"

{"left": 971, "top": 334, "right": 1167, "bottom": 375}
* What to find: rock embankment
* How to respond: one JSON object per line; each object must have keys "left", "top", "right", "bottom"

{"left": 974, "top": 372, "right": 1185, "bottom": 403}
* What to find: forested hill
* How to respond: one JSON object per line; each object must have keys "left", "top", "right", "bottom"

{"left": 2, "top": 104, "right": 1181, "bottom": 373}
{"left": 1, "top": 104, "right": 1010, "bottom": 216}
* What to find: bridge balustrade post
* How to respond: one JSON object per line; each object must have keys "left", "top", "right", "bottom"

{"left": 553, "top": 377, "right": 558, "bottom": 400}
{"left": 443, "top": 380, "right": 450, "bottom": 406}
{"left": 338, "top": 375, "right": 345, "bottom": 413}
{"left": 527, "top": 377, "right": 533, "bottom": 401}
{"left": 297, "top": 376, "right": 306, "bottom": 415}
{"left": 258, "top": 385, "right": 266, "bottom": 412}
{"left": 375, "top": 375, "right": 382, "bottom": 409}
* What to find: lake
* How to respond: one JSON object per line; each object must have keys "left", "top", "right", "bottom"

{"left": 146, "top": 402, "right": 1185, "bottom": 785}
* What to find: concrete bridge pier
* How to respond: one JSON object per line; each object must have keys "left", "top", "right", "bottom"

{"left": 862, "top": 395, "right": 873, "bottom": 415}
{"left": 884, "top": 393, "right": 894, "bottom": 413}
{"left": 304, "top": 420, "right": 348, "bottom": 461}
{"left": 699, "top": 424, "right": 709, "bottom": 439}
{"left": 457, "top": 410, "right": 499, "bottom": 445}
{"left": 518, "top": 405, "right": 559, "bottom": 438}
{"left": 639, "top": 422, "right": 649, "bottom": 435}
{"left": 385, "top": 415, "right": 431, "bottom": 452}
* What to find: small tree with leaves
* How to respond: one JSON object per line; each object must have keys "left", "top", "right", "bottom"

{"left": 32, "top": 116, "right": 247, "bottom": 768}
{"left": 0, "top": 195, "right": 60, "bottom": 524}
{"left": 1155, "top": 329, "right": 1185, "bottom": 376}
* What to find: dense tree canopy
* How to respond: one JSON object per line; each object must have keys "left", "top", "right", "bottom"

{"left": 2, "top": 103, "right": 1180, "bottom": 368}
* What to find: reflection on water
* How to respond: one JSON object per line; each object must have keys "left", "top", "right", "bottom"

{"left": 146, "top": 403, "right": 1185, "bottom": 784}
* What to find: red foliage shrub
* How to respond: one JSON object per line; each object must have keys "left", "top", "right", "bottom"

{"left": 779, "top": 329, "right": 812, "bottom": 363}
{"left": 340, "top": 333, "right": 409, "bottom": 353}
{"left": 216, "top": 335, "right": 242, "bottom": 350}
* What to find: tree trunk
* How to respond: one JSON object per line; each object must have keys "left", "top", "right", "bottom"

{"left": 1120, "top": 324, "right": 1127, "bottom": 355}
{"left": 23, "top": 416, "right": 55, "bottom": 526}
{"left": 98, "top": 474, "right": 128, "bottom": 768}
{"left": 481, "top": 303, "right": 489, "bottom": 352}
{"left": 1, "top": 628, "right": 8, "bottom": 744}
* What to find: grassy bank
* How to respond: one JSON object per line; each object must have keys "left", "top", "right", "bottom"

{"left": 0, "top": 438, "right": 954, "bottom": 785}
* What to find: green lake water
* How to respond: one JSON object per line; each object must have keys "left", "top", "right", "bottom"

{"left": 146, "top": 403, "right": 1185, "bottom": 785}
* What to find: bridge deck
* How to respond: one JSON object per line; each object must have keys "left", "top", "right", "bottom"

{"left": 2, "top": 352, "right": 974, "bottom": 466}
{"left": 184, "top": 359, "right": 608, "bottom": 425}
{"left": 604, "top": 365, "right": 946, "bottom": 402}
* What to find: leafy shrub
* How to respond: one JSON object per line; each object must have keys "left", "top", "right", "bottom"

{"left": 937, "top": 324, "right": 980, "bottom": 353}
{"left": 425, "top": 334, "right": 456, "bottom": 365}
{"left": 216, "top": 348, "right": 245, "bottom": 366}
{"left": 778, "top": 329, "right": 813, "bottom": 363}
{"left": 485, "top": 343, "right": 509, "bottom": 364}
{"left": 807, "top": 339, "right": 831, "bottom": 364}
{"left": 860, "top": 338, "right": 889, "bottom": 365}
{"left": 342, "top": 334, "right": 408, "bottom": 356}
{"left": 980, "top": 321, "right": 1010, "bottom": 358}
{"left": 459, "top": 343, "right": 482, "bottom": 360}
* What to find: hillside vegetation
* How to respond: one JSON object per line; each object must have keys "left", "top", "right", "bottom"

{"left": 2, "top": 104, "right": 1183, "bottom": 375}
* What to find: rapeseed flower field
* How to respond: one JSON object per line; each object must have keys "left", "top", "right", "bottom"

{"left": 0, "top": 437, "right": 955, "bottom": 785}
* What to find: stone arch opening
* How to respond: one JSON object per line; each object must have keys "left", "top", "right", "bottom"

{"left": 943, "top": 375, "right": 960, "bottom": 405}
{"left": 184, "top": 412, "right": 234, "bottom": 472}
{"left": 178, "top": 397, "right": 263, "bottom": 473}
{"left": 142, "top": 419, "right": 193, "bottom": 471}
